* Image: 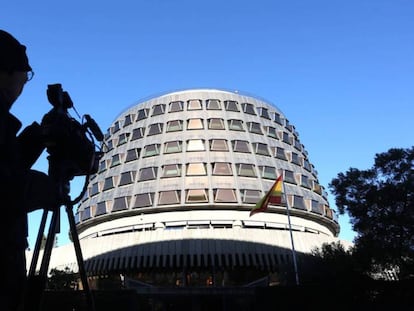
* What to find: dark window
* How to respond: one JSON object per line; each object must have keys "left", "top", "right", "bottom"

{"left": 95, "top": 202, "right": 107, "bottom": 216}
{"left": 143, "top": 144, "right": 160, "bottom": 157}
{"left": 275, "top": 147, "right": 287, "bottom": 160}
{"left": 139, "top": 167, "right": 158, "bottom": 181}
{"left": 274, "top": 113, "right": 283, "bottom": 125}
{"left": 137, "top": 108, "right": 149, "bottom": 121}
{"left": 169, "top": 101, "right": 184, "bottom": 112}
{"left": 81, "top": 207, "right": 91, "bottom": 221}
{"left": 158, "top": 190, "right": 180, "bottom": 205}
{"left": 292, "top": 195, "right": 307, "bottom": 210}
{"left": 90, "top": 183, "right": 99, "bottom": 196}
{"left": 253, "top": 143, "right": 269, "bottom": 156}
{"left": 301, "top": 175, "right": 312, "bottom": 189}
{"left": 119, "top": 171, "right": 136, "bottom": 186}
{"left": 124, "top": 114, "right": 135, "bottom": 127}
{"left": 241, "top": 103, "right": 256, "bottom": 115}
{"left": 98, "top": 160, "right": 107, "bottom": 173}
{"left": 224, "top": 100, "right": 239, "bottom": 111}
{"left": 258, "top": 166, "right": 277, "bottom": 180}
{"left": 117, "top": 133, "right": 129, "bottom": 146}
{"left": 232, "top": 140, "right": 250, "bottom": 153}
{"left": 291, "top": 152, "right": 302, "bottom": 166}
{"left": 208, "top": 118, "right": 225, "bottom": 130}
{"left": 148, "top": 123, "right": 163, "bottom": 136}
{"left": 125, "top": 148, "right": 140, "bottom": 162}
{"left": 266, "top": 126, "right": 278, "bottom": 139}
{"left": 257, "top": 107, "right": 270, "bottom": 119}
{"left": 282, "top": 132, "right": 292, "bottom": 144}
{"left": 113, "top": 196, "right": 130, "bottom": 211}
{"left": 103, "top": 177, "right": 114, "bottom": 191}
{"left": 311, "top": 200, "right": 323, "bottom": 214}
{"left": 284, "top": 170, "right": 296, "bottom": 184}
{"left": 247, "top": 122, "right": 262, "bottom": 134}
{"left": 111, "top": 154, "right": 122, "bottom": 167}
{"left": 152, "top": 104, "right": 166, "bottom": 116}
{"left": 133, "top": 193, "right": 154, "bottom": 208}
{"left": 112, "top": 121, "right": 120, "bottom": 134}
{"left": 131, "top": 127, "right": 145, "bottom": 141}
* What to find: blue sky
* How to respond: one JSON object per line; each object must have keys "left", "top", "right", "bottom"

{"left": 2, "top": 0, "right": 413, "bottom": 247}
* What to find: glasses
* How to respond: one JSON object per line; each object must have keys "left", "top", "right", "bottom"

{"left": 26, "top": 70, "right": 35, "bottom": 82}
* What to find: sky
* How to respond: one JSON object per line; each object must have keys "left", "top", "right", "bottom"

{"left": 2, "top": 0, "right": 413, "bottom": 248}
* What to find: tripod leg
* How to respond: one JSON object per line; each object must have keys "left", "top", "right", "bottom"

{"left": 66, "top": 203, "right": 96, "bottom": 311}
{"left": 28, "top": 209, "right": 49, "bottom": 277}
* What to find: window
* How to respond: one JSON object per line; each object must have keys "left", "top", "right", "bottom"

{"left": 206, "top": 99, "right": 221, "bottom": 110}
{"left": 111, "top": 154, "right": 122, "bottom": 167}
{"left": 187, "top": 99, "right": 202, "bottom": 110}
{"left": 282, "top": 132, "right": 292, "bottom": 145}
{"left": 284, "top": 170, "right": 296, "bottom": 184}
{"left": 152, "top": 104, "right": 166, "bottom": 116}
{"left": 124, "top": 114, "right": 135, "bottom": 127}
{"left": 257, "top": 107, "right": 270, "bottom": 119}
{"left": 313, "top": 181, "right": 323, "bottom": 195}
{"left": 274, "top": 113, "right": 283, "bottom": 125}
{"left": 266, "top": 126, "right": 278, "bottom": 139}
{"left": 291, "top": 152, "right": 302, "bottom": 165}
{"left": 103, "top": 177, "right": 115, "bottom": 191}
{"left": 162, "top": 164, "right": 182, "bottom": 178}
{"left": 90, "top": 183, "right": 99, "bottom": 196}
{"left": 98, "top": 160, "right": 107, "bottom": 173}
{"left": 95, "top": 201, "right": 107, "bottom": 216}
{"left": 232, "top": 140, "right": 250, "bottom": 153}
{"left": 224, "top": 100, "right": 239, "bottom": 111}
{"left": 105, "top": 140, "right": 114, "bottom": 152}
{"left": 241, "top": 103, "right": 256, "bottom": 115}
{"left": 166, "top": 120, "right": 183, "bottom": 132}
{"left": 164, "top": 141, "right": 182, "bottom": 154}
{"left": 301, "top": 175, "right": 312, "bottom": 189}
{"left": 158, "top": 190, "right": 180, "bottom": 205}
{"left": 112, "top": 121, "right": 120, "bottom": 134}
{"left": 119, "top": 171, "right": 136, "bottom": 186}
{"left": 212, "top": 162, "right": 232, "bottom": 175}
{"left": 214, "top": 189, "right": 237, "bottom": 203}
{"left": 210, "top": 139, "right": 228, "bottom": 151}
{"left": 304, "top": 159, "right": 312, "bottom": 172}
{"left": 311, "top": 200, "right": 323, "bottom": 214}
{"left": 117, "top": 133, "right": 129, "bottom": 146}
{"left": 137, "top": 108, "right": 149, "bottom": 121}
{"left": 292, "top": 195, "right": 307, "bottom": 210}
{"left": 186, "top": 189, "right": 208, "bottom": 203}
{"left": 275, "top": 147, "right": 287, "bottom": 160}
{"left": 253, "top": 143, "right": 269, "bottom": 156}
{"left": 258, "top": 166, "right": 277, "bottom": 180}
{"left": 236, "top": 163, "right": 256, "bottom": 177}
{"left": 187, "top": 118, "right": 204, "bottom": 130}
{"left": 247, "top": 122, "right": 262, "bottom": 134}
{"left": 241, "top": 189, "right": 261, "bottom": 204}
{"left": 294, "top": 139, "right": 302, "bottom": 151}
{"left": 133, "top": 193, "right": 154, "bottom": 208}
{"left": 143, "top": 144, "right": 160, "bottom": 157}
{"left": 125, "top": 148, "right": 140, "bottom": 162}
{"left": 131, "top": 127, "right": 145, "bottom": 141}
{"left": 81, "top": 207, "right": 91, "bottom": 221}
{"left": 139, "top": 167, "right": 158, "bottom": 181}
{"left": 208, "top": 118, "right": 225, "bottom": 130}
{"left": 186, "top": 163, "right": 206, "bottom": 175}
{"left": 228, "top": 119, "right": 244, "bottom": 131}
{"left": 169, "top": 101, "right": 184, "bottom": 112}
{"left": 187, "top": 139, "right": 205, "bottom": 151}
{"left": 148, "top": 123, "right": 163, "bottom": 136}
{"left": 113, "top": 196, "right": 130, "bottom": 211}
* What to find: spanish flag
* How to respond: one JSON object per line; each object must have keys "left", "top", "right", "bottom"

{"left": 250, "top": 175, "right": 283, "bottom": 216}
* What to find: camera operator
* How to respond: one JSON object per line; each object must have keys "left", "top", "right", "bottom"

{"left": 0, "top": 30, "right": 60, "bottom": 311}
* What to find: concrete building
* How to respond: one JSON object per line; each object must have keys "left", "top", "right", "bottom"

{"left": 28, "top": 89, "right": 346, "bottom": 287}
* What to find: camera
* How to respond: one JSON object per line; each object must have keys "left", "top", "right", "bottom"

{"left": 41, "top": 84, "right": 103, "bottom": 178}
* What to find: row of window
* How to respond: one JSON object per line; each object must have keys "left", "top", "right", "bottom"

{"left": 106, "top": 119, "right": 303, "bottom": 152}
{"left": 80, "top": 190, "right": 329, "bottom": 222}
{"left": 89, "top": 166, "right": 322, "bottom": 197}
{"left": 109, "top": 100, "right": 294, "bottom": 136}
{"left": 100, "top": 140, "right": 313, "bottom": 172}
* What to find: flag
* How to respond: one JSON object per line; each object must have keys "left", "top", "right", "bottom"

{"left": 250, "top": 175, "right": 283, "bottom": 216}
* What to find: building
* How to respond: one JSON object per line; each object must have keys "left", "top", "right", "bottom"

{"left": 29, "top": 89, "right": 345, "bottom": 288}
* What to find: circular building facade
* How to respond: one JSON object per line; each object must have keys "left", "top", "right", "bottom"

{"left": 49, "top": 89, "right": 342, "bottom": 286}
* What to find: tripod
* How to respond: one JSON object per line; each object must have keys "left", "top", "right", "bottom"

{"left": 26, "top": 157, "right": 95, "bottom": 311}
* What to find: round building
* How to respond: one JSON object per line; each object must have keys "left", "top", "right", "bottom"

{"left": 40, "top": 89, "right": 343, "bottom": 287}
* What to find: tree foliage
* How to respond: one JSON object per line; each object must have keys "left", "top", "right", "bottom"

{"left": 329, "top": 147, "right": 414, "bottom": 278}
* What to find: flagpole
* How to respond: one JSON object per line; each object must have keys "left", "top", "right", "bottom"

{"left": 283, "top": 181, "right": 300, "bottom": 286}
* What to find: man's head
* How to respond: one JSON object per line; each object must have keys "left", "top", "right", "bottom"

{"left": 0, "top": 30, "right": 33, "bottom": 110}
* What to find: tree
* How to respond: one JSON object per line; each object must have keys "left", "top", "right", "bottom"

{"left": 329, "top": 147, "right": 414, "bottom": 279}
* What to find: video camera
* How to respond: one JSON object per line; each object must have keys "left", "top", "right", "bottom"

{"left": 41, "top": 84, "right": 104, "bottom": 179}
